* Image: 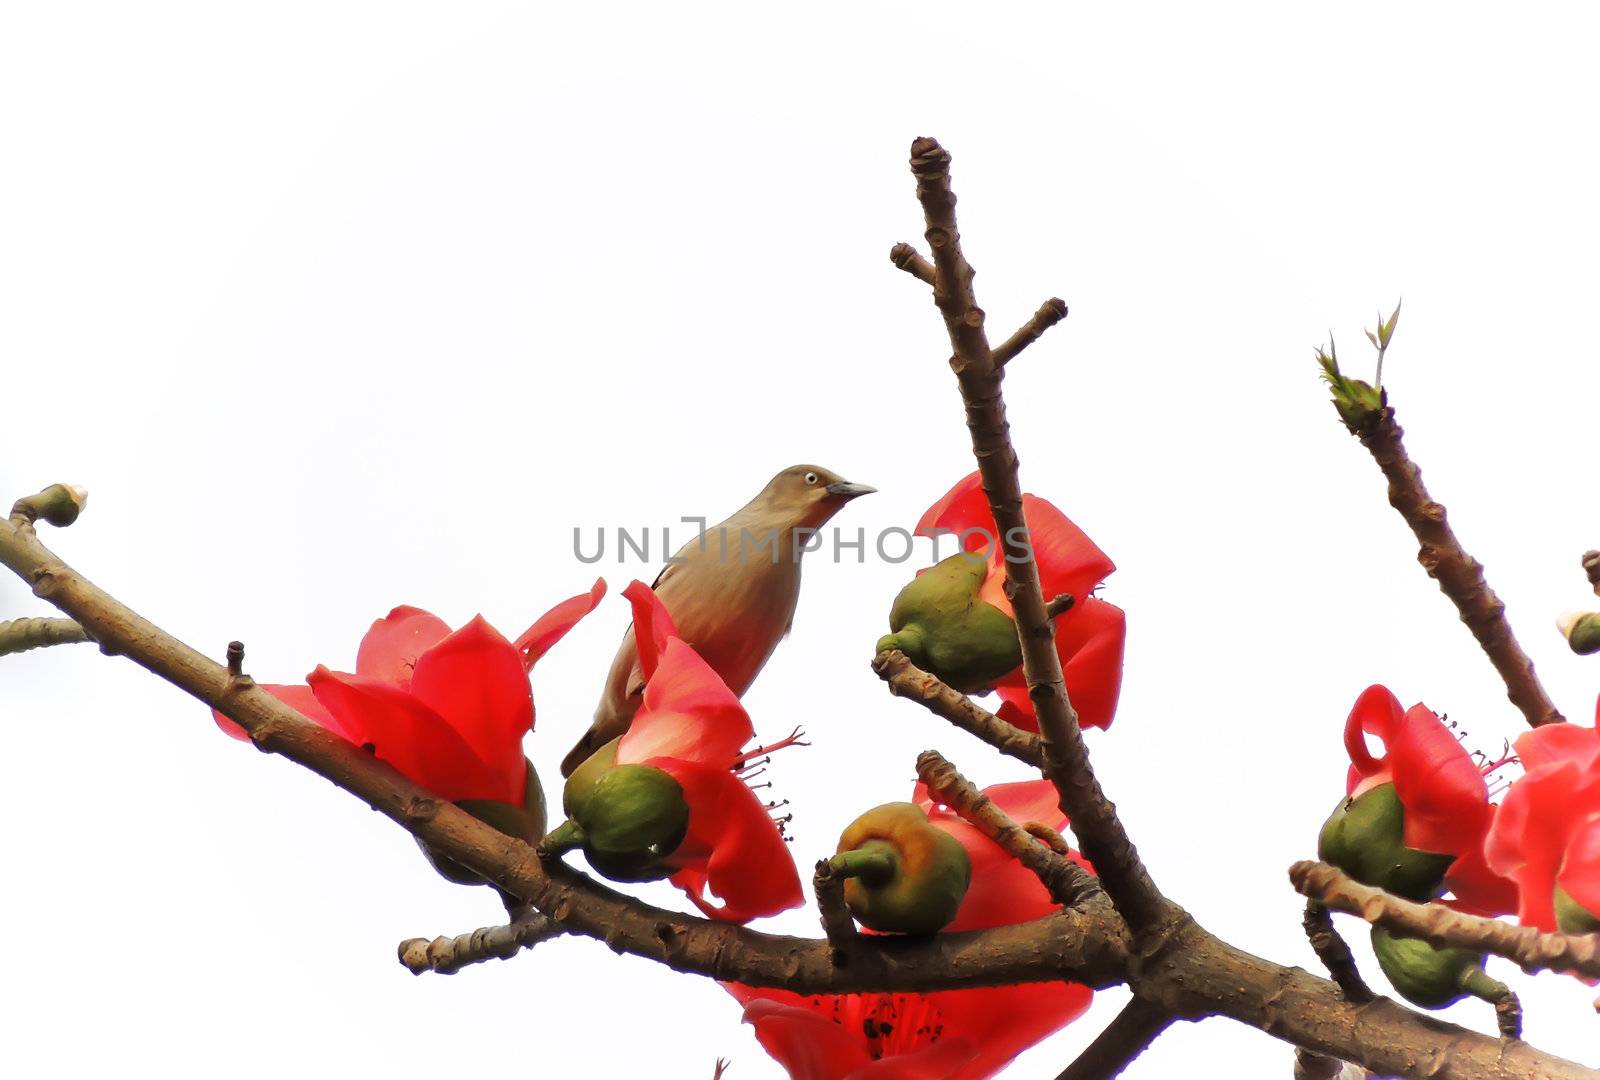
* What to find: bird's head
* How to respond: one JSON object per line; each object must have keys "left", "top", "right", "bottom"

{"left": 749, "top": 464, "right": 876, "bottom": 529}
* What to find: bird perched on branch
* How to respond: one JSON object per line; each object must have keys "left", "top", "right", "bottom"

{"left": 560, "top": 465, "right": 875, "bottom": 776}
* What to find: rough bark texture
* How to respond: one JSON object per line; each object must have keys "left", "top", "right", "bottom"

{"left": 917, "top": 749, "right": 1099, "bottom": 907}
{"left": 398, "top": 908, "right": 564, "bottom": 975}
{"left": 0, "top": 615, "right": 91, "bottom": 655}
{"left": 1353, "top": 405, "right": 1563, "bottom": 728}
{"left": 906, "top": 135, "right": 1166, "bottom": 934}
{"left": 1302, "top": 899, "right": 1375, "bottom": 1003}
{"left": 1293, "top": 860, "right": 1600, "bottom": 979}
{"left": 873, "top": 648, "right": 1044, "bottom": 766}
{"left": 1054, "top": 996, "right": 1175, "bottom": 1080}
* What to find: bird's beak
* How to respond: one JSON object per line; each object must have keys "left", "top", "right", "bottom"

{"left": 825, "top": 481, "right": 877, "bottom": 500}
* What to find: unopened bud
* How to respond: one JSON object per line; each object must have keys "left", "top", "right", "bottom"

{"left": 13, "top": 483, "right": 89, "bottom": 527}
{"left": 1317, "top": 784, "right": 1452, "bottom": 901}
{"left": 550, "top": 749, "right": 691, "bottom": 885}
{"left": 1557, "top": 610, "right": 1600, "bottom": 656}
{"left": 833, "top": 802, "right": 971, "bottom": 935}
{"left": 1370, "top": 926, "right": 1496, "bottom": 1010}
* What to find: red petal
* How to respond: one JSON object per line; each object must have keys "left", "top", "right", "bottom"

{"left": 995, "top": 600, "right": 1125, "bottom": 732}
{"left": 1016, "top": 494, "right": 1115, "bottom": 610}
{"left": 355, "top": 606, "right": 452, "bottom": 687}
{"left": 1342, "top": 685, "right": 1403, "bottom": 788}
{"left": 918, "top": 779, "right": 1076, "bottom": 933}
{"left": 1388, "top": 704, "right": 1489, "bottom": 855}
{"left": 307, "top": 667, "right": 507, "bottom": 802}
{"left": 212, "top": 683, "right": 345, "bottom": 742}
{"left": 1443, "top": 833, "right": 1520, "bottom": 917}
{"left": 618, "top": 638, "right": 753, "bottom": 768}
{"left": 1559, "top": 818, "right": 1600, "bottom": 920}
{"left": 738, "top": 998, "right": 876, "bottom": 1079}
{"left": 932, "top": 983, "right": 1092, "bottom": 1079}
{"left": 623, "top": 579, "right": 681, "bottom": 682}
{"left": 914, "top": 472, "right": 993, "bottom": 552}
{"left": 1515, "top": 722, "right": 1600, "bottom": 774}
{"left": 653, "top": 758, "right": 802, "bottom": 923}
{"left": 515, "top": 578, "right": 606, "bottom": 670}
{"left": 408, "top": 616, "right": 532, "bottom": 801}
{"left": 1485, "top": 760, "right": 1588, "bottom": 931}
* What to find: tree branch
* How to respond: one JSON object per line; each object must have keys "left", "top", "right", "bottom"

{"left": 872, "top": 649, "right": 1044, "bottom": 766}
{"left": 890, "top": 242, "right": 1067, "bottom": 367}
{"left": 1339, "top": 401, "right": 1562, "bottom": 727}
{"left": 813, "top": 858, "right": 859, "bottom": 958}
{"left": 1302, "top": 900, "right": 1374, "bottom": 1003}
{"left": 1291, "top": 860, "right": 1600, "bottom": 979}
{"left": 1054, "top": 996, "right": 1175, "bottom": 1080}
{"left": 0, "top": 616, "right": 92, "bottom": 656}
{"left": 917, "top": 749, "right": 1099, "bottom": 907}
{"left": 906, "top": 135, "right": 1167, "bottom": 933}
{"left": 398, "top": 906, "right": 564, "bottom": 975}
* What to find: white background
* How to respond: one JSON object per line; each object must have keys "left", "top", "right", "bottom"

{"left": 4, "top": 3, "right": 1599, "bottom": 1077}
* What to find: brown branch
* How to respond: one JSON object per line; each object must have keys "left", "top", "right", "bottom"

{"left": 907, "top": 135, "right": 1167, "bottom": 933}
{"left": 917, "top": 749, "right": 1099, "bottom": 907}
{"left": 1302, "top": 900, "right": 1374, "bottom": 1003}
{"left": 813, "top": 858, "right": 858, "bottom": 958}
{"left": 889, "top": 241, "right": 938, "bottom": 285}
{"left": 0, "top": 504, "right": 1589, "bottom": 1077}
{"left": 398, "top": 906, "right": 564, "bottom": 975}
{"left": 1054, "top": 996, "right": 1175, "bottom": 1080}
{"left": 872, "top": 649, "right": 1044, "bottom": 766}
{"left": 1344, "top": 402, "right": 1563, "bottom": 727}
{"left": 1292, "top": 860, "right": 1600, "bottom": 979}
{"left": 890, "top": 243, "right": 1067, "bottom": 367}
{"left": 0, "top": 485, "right": 1128, "bottom": 995}
{"left": 994, "top": 298, "right": 1069, "bottom": 368}
{"left": 0, "top": 616, "right": 92, "bottom": 655}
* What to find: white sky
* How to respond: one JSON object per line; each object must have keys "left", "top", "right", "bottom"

{"left": 3, "top": 3, "right": 1599, "bottom": 1077}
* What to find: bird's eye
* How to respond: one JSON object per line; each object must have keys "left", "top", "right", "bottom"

{"left": 804, "top": 472, "right": 818, "bottom": 485}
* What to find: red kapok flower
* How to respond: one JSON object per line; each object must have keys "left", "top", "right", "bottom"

{"left": 917, "top": 472, "right": 1125, "bottom": 731}
{"left": 1484, "top": 718, "right": 1600, "bottom": 931}
{"left": 727, "top": 778, "right": 1093, "bottom": 1079}
{"left": 1335, "top": 684, "right": 1515, "bottom": 913}
{"left": 212, "top": 580, "right": 605, "bottom": 805}
{"left": 559, "top": 580, "right": 804, "bottom": 923}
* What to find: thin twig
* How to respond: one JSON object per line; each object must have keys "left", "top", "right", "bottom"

{"left": 1291, "top": 860, "right": 1600, "bottom": 979}
{"left": 890, "top": 243, "right": 1067, "bottom": 367}
{"left": 889, "top": 241, "right": 938, "bottom": 285}
{"left": 0, "top": 616, "right": 91, "bottom": 656}
{"left": 813, "top": 858, "right": 858, "bottom": 959}
{"left": 1341, "top": 403, "right": 1562, "bottom": 727}
{"left": 872, "top": 649, "right": 1044, "bottom": 766}
{"left": 398, "top": 907, "right": 565, "bottom": 975}
{"left": 1054, "top": 996, "right": 1175, "bottom": 1080}
{"left": 994, "top": 298, "right": 1069, "bottom": 368}
{"left": 1302, "top": 900, "right": 1374, "bottom": 1003}
{"left": 906, "top": 136, "right": 1167, "bottom": 932}
{"left": 917, "top": 750, "right": 1100, "bottom": 907}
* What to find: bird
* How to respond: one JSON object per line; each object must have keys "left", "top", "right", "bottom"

{"left": 560, "top": 465, "right": 875, "bottom": 776}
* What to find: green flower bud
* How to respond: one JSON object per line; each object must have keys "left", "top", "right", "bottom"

{"left": 834, "top": 802, "right": 972, "bottom": 935}
{"left": 879, "top": 551, "right": 1022, "bottom": 693}
{"left": 1370, "top": 926, "right": 1499, "bottom": 1010}
{"left": 1557, "top": 611, "right": 1600, "bottom": 656}
{"left": 1317, "top": 784, "right": 1452, "bottom": 901}
{"left": 419, "top": 758, "right": 546, "bottom": 887}
{"left": 548, "top": 753, "right": 691, "bottom": 885}
{"left": 1554, "top": 884, "right": 1600, "bottom": 935}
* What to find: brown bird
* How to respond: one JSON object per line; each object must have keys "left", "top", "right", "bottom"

{"left": 560, "top": 464, "right": 875, "bottom": 776}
